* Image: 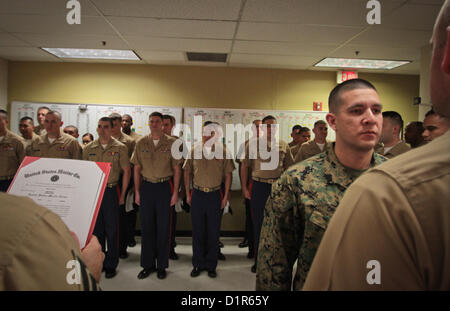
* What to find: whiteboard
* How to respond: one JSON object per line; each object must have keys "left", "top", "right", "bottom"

{"left": 183, "top": 107, "right": 336, "bottom": 190}
{"left": 10, "top": 101, "right": 183, "bottom": 141}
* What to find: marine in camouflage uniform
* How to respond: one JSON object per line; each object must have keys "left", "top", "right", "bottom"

{"left": 256, "top": 142, "right": 386, "bottom": 290}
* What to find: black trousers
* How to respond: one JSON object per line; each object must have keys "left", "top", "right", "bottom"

{"left": 94, "top": 186, "right": 119, "bottom": 270}
{"left": 140, "top": 180, "right": 172, "bottom": 270}
{"left": 245, "top": 197, "right": 255, "bottom": 255}
{"left": 0, "top": 179, "right": 12, "bottom": 192}
{"left": 170, "top": 206, "right": 177, "bottom": 251}
{"left": 250, "top": 181, "right": 272, "bottom": 264}
{"left": 191, "top": 189, "right": 222, "bottom": 271}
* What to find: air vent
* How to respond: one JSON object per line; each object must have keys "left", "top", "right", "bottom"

{"left": 186, "top": 52, "right": 227, "bottom": 63}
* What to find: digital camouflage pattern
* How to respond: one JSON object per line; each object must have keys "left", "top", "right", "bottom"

{"left": 255, "top": 143, "right": 386, "bottom": 290}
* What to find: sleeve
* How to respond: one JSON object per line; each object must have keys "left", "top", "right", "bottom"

{"left": 303, "top": 171, "right": 426, "bottom": 291}
{"left": 130, "top": 142, "right": 141, "bottom": 167}
{"left": 6, "top": 209, "right": 98, "bottom": 290}
{"left": 119, "top": 145, "right": 130, "bottom": 169}
{"left": 16, "top": 139, "right": 25, "bottom": 164}
{"left": 223, "top": 158, "right": 235, "bottom": 174}
{"left": 294, "top": 145, "right": 305, "bottom": 164}
{"left": 128, "top": 140, "right": 136, "bottom": 159}
{"left": 243, "top": 141, "right": 252, "bottom": 168}
{"left": 71, "top": 140, "right": 82, "bottom": 160}
{"left": 283, "top": 146, "right": 294, "bottom": 170}
{"left": 235, "top": 142, "right": 246, "bottom": 163}
{"left": 82, "top": 147, "right": 88, "bottom": 161}
{"left": 256, "top": 173, "right": 303, "bottom": 291}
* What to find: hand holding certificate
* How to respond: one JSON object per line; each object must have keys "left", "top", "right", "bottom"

{"left": 8, "top": 157, "right": 111, "bottom": 249}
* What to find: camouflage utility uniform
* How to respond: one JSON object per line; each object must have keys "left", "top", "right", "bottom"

{"left": 256, "top": 143, "right": 386, "bottom": 290}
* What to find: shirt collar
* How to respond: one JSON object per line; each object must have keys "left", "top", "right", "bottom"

{"left": 322, "top": 142, "right": 385, "bottom": 189}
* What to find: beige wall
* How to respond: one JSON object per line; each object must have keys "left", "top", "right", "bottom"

{"left": 0, "top": 59, "right": 7, "bottom": 111}
{"left": 8, "top": 61, "right": 420, "bottom": 233}
{"left": 419, "top": 45, "right": 433, "bottom": 121}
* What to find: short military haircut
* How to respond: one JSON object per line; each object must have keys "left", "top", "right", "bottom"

{"left": 37, "top": 106, "right": 50, "bottom": 112}
{"left": 408, "top": 121, "right": 425, "bottom": 133}
{"left": 109, "top": 113, "right": 122, "bottom": 122}
{"left": 328, "top": 78, "right": 377, "bottom": 113}
{"left": 314, "top": 120, "right": 327, "bottom": 128}
{"left": 292, "top": 125, "right": 302, "bottom": 132}
{"left": 162, "top": 114, "right": 175, "bottom": 125}
{"left": 99, "top": 116, "right": 114, "bottom": 128}
{"left": 262, "top": 115, "right": 276, "bottom": 123}
{"left": 20, "top": 116, "right": 34, "bottom": 124}
{"left": 82, "top": 133, "right": 94, "bottom": 141}
{"left": 204, "top": 121, "right": 219, "bottom": 127}
{"left": 149, "top": 111, "right": 163, "bottom": 120}
{"left": 123, "top": 114, "right": 133, "bottom": 122}
{"left": 425, "top": 108, "right": 437, "bottom": 118}
{"left": 46, "top": 110, "right": 62, "bottom": 120}
{"left": 252, "top": 119, "right": 261, "bottom": 124}
{"left": 299, "top": 126, "right": 310, "bottom": 133}
{"left": 0, "top": 109, "right": 8, "bottom": 120}
{"left": 383, "top": 111, "right": 404, "bottom": 128}
{"left": 65, "top": 125, "right": 78, "bottom": 132}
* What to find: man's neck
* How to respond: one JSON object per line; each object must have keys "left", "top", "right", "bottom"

{"left": 122, "top": 128, "right": 131, "bottom": 135}
{"left": 112, "top": 132, "right": 121, "bottom": 139}
{"left": 99, "top": 136, "right": 112, "bottom": 145}
{"left": 314, "top": 138, "right": 326, "bottom": 144}
{"left": 383, "top": 137, "right": 400, "bottom": 148}
{"left": 334, "top": 140, "right": 373, "bottom": 170}
{"left": 23, "top": 133, "right": 33, "bottom": 139}
{"left": 0, "top": 129, "right": 6, "bottom": 137}
{"left": 151, "top": 132, "right": 162, "bottom": 140}
{"left": 47, "top": 131, "right": 60, "bottom": 139}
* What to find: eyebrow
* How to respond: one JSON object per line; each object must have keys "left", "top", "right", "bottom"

{"left": 347, "top": 103, "right": 382, "bottom": 110}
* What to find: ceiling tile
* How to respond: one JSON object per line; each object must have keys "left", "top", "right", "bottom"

{"left": 137, "top": 50, "right": 185, "bottom": 63}
{"left": 0, "top": 14, "right": 116, "bottom": 35}
{"left": 237, "top": 22, "right": 364, "bottom": 43}
{"left": 233, "top": 40, "right": 337, "bottom": 56}
{"left": 92, "top": 0, "right": 242, "bottom": 20}
{"left": 0, "top": 46, "right": 61, "bottom": 61}
{"left": 382, "top": 4, "right": 443, "bottom": 31}
{"left": 125, "top": 36, "right": 231, "bottom": 53}
{"left": 241, "top": 0, "right": 404, "bottom": 26}
{"left": 229, "top": 53, "right": 320, "bottom": 69}
{"left": 14, "top": 33, "right": 129, "bottom": 49}
{"left": 349, "top": 27, "right": 432, "bottom": 48}
{"left": 0, "top": 0, "right": 100, "bottom": 16}
{"left": 329, "top": 44, "right": 421, "bottom": 61}
{"left": 108, "top": 17, "right": 236, "bottom": 39}
{"left": 0, "top": 33, "right": 30, "bottom": 47}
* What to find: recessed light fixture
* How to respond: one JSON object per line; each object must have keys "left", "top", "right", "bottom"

{"left": 41, "top": 48, "right": 140, "bottom": 60}
{"left": 314, "top": 57, "right": 410, "bottom": 70}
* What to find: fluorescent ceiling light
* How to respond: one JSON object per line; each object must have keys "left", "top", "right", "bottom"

{"left": 42, "top": 48, "right": 140, "bottom": 60}
{"left": 314, "top": 57, "right": 410, "bottom": 70}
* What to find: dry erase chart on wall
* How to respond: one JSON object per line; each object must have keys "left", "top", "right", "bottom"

{"left": 184, "top": 107, "right": 335, "bottom": 190}
{"left": 10, "top": 101, "right": 182, "bottom": 142}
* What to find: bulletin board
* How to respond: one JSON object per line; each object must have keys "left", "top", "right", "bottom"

{"left": 10, "top": 101, "right": 183, "bottom": 141}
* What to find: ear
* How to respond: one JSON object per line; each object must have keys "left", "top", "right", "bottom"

{"left": 443, "top": 26, "right": 450, "bottom": 74}
{"left": 326, "top": 113, "right": 337, "bottom": 132}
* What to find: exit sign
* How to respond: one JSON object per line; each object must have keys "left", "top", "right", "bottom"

{"left": 337, "top": 71, "right": 358, "bottom": 84}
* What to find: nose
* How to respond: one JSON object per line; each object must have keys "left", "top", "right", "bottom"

{"left": 362, "top": 109, "right": 377, "bottom": 125}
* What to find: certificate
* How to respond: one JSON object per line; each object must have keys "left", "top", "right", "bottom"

{"left": 8, "top": 157, "right": 111, "bottom": 249}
